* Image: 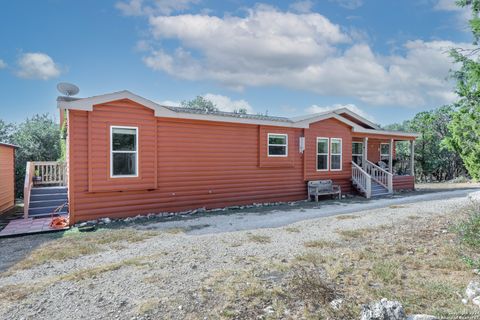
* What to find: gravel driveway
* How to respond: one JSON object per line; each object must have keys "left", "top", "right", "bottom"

{"left": 0, "top": 187, "right": 479, "bottom": 319}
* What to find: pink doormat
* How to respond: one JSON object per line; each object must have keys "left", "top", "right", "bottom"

{"left": 0, "top": 216, "right": 69, "bottom": 238}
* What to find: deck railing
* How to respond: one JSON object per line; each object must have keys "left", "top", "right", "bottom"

{"left": 23, "top": 162, "right": 35, "bottom": 218}
{"left": 364, "top": 160, "right": 393, "bottom": 193}
{"left": 352, "top": 161, "right": 371, "bottom": 198}
{"left": 23, "top": 161, "right": 67, "bottom": 218}
{"left": 32, "top": 161, "right": 67, "bottom": 186}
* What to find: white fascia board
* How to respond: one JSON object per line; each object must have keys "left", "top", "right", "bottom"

{"left": 293, "top": 113, "right": 360, "bottom": 129}
{"left": 333, "top": 108, "right": 381, "bottom": 130}
{"left": 57, "top": 90, "right": 164, "bottom": 115}
{"left": 353, "top": 127, "right": 420, "bottom": 138}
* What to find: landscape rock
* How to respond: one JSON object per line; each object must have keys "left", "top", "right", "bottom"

{"left": 406, "top": 315, "right": 438, "bottom": 320}
{"left": 360, "top": 299, "right": 405, "bottom": 320}
{"left": 466, "top": 280, "right": 480, "bottom": 300}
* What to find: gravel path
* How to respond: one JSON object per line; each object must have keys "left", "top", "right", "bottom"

{"left": 0, "top": 188, "right": 479, "bottom": 319}
{"left": 138, "top": 187, "right": 480, "bottom": 235}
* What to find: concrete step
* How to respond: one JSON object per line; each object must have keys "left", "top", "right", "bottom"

{"left": 29, "top": 199, "right": 67, "bottom": 209}
{"left": 31, "top": 187, "right": 67, "bottom": 195}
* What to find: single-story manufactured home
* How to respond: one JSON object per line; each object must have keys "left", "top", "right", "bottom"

{"left": 23, "top": 91, "right": 418, "bottom": 225}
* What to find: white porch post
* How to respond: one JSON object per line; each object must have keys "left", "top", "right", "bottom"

{"left": 389, "top": 138, "right": 394, "bottom": 173}
{"left": 363, "top": 137, "right": 368, "bottom": 169}
{"left": 410, "top": 140, "right": 415, "bottom": 176}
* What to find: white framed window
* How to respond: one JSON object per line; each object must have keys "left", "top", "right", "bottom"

{"left": 268, "top": 133, "right": 288, "bottom": 157}
{"left": 330, "top": 138, "right": 342, "bottom": 171}
{"left": 352, "top": 142, "right": 363, "bottom": 166}
{"left": 316, "top": 137, "right": 329, "bottom": 171}
{"left": 380, "top": 143, "right": 390, "bottom": 162}
{"left": 110, "top": 126, "right": 138, "bottom": 178}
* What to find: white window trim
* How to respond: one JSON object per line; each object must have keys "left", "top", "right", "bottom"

{"left": 267, "top": 133, "right": 288, "bottom": 157}
{"left": 330, "top": 138, "right": 342, "bottom": 171}
{"left": 352, "top": 142, "right": 363, "bottom": 157}
{"left": 380, "top": 143, "right": 390, "bottom": 159}
{"left": 316, "top": 137, "right": 329, "bottom": 172}
{"left": 352, "top": 141, "right": 363, "bottom": 164}
{"left": 110, "top": 125, "right": 139, "bottom": 178}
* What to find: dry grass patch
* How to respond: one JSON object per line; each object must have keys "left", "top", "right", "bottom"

{"left": 13, "top": 228, "right": 158, "bottom": 270}
{"left": 247, "top": 234, "right": 271, "bottom": 244}
{"left": 136, "top": 298, "right": 161, "bottom": 315}
{"left": 60, "top": 258, "right": 149, "bottom": 282}
{"left": 335, "top": 214, "right": 360, "bottom": 220}
{"left": 303, "top": 240, "right": 337, "bottom": 249}
{"left": 164, "top": 227, "right": 186, "bottom": 234}
{"left": 389, "top": 205, "right": 407, "bottom": 209}
{"left": 284, "top": 227, "right": 300, "bottom": 233}
{"left": 336, "top": 227, "right": 377, "bottom": 240}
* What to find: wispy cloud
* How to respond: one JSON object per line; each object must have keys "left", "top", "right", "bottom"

{"left": 329, "top": 0, "right": 363, "bottom": 10}
{"left": 289, "top": 0, "right": 314, "bottom": 13}
{"left": 203, "top": 93, "right": 254, "bottom": 113}
{"left": 0, "top": 59, "right": 6, "bottom": 69}
{"left": 116, "top": 0, "right": 199, "bottom": 16}
{"left": 16, "top": 53, "right": 61, "bottom": 80}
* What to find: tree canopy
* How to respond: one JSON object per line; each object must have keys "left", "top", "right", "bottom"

{"left": 442, "top": 0, "right": 480, "bottom": 180}
{"left": 181, "top": 96, "right": 219, "bottom": 112}
{"left": 1, "top": 114, "right": 61, "bottom": 198}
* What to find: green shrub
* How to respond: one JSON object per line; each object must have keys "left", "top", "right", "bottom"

{"left": 456, "top": 212, "right": 480, "bottom": 247}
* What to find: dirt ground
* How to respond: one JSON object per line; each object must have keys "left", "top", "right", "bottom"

{"left": 0, "top": 186, "right": 479, "bottom": 319}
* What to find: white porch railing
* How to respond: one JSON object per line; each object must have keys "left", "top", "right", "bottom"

{"left": 23, "top": 162, "right": 34, "bottom": 219}
{"left": 364, "top": 160, "right": 393, "bottom": 193}
{"left": 23, "top": 161, "right": 67, "bottom": 218}
{"left": 352, "top": 161, "right": 371, "bottom": 198}
{"left": 32, "top": 161, "right": 67, "bottom": 186}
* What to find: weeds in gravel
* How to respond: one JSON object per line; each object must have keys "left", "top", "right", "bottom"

{"left": 336, "top": 227, "right": 377, "bottom": 240}
{"left": 371, "top": 261, "right": 401, "bottom": 285}
{"left": 303, "top": 240, "right": 337, "bottom": 248}
{"left": 13, "top": 229, "right": 159, "bottom": 270}
{"left": 136, "top": 298, "right": 161, "bottom": 315}
{"left": 335, "top": 214, "right": 359, "bottom": 220}
{"left": 284, "top": 227, "right": 300, "bottom": 233}
{"left": 247, "top": 234, "right": 271, "bottom": 244}
{"left": 61, "top": 258, "right": 150, "bottom": 282}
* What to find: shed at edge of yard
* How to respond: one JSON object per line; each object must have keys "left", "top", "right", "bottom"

{"left": 0, "top": 143, "right": 17, "bottom": 214}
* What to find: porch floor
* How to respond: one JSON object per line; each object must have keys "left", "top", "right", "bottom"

{"left": 0, "top": 215, "right": 69, "bottom": 238}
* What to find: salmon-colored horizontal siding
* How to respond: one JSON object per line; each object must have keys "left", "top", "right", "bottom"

{"left": 68, "top": 100, "right": 306, "bottom": 223}
{"left": 393, "top": 175, "right": 415, "bottom": 191}
{"left": 67, "top": 99, "right": 416, "bottom": 224}
{"left": 304, "top": 118, "right": 353, "bottom": 193}
{"left": 0, "top": 145, "right": 15, "bottom": 213}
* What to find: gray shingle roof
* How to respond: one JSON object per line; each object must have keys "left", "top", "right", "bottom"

{"left": 162, "top": 105, "right": 293, "bottom": 123}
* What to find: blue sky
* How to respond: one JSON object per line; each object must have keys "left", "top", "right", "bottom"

{"left": 0, "top": 0, "right": 473, "bottom": 125}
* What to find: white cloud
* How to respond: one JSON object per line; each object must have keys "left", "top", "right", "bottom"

{"left": 159, "top": 99, "right": 180, "bottom": 107}
{"left": 203, "top": 93, "right": 254, "bottom": 113}
{"left": 329, "top": 0, "right": 363, "bottom": 9}
{"left": 16, "top": 53, "right": 61, "bottom": 80}
{"left": 116, "top": 0, "right": 199, "bottom": 16}
{"left": 137, "top": 5, "right": 465, "bottom": 108}
{"left": 306, "top": 104, "right": 375, "bottom": 122}
{"left": 289, "top": 0, "right": 314, "bottom": 13}
{"left": 434, "top": 0, "right": 470, "bottom": 31}
{"left": 0, "top": 59, "right": 6, "bottom": 69}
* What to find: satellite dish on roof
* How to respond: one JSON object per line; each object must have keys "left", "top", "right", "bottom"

{"left": 57, "top": 82, "right": 80, "bottom": 96}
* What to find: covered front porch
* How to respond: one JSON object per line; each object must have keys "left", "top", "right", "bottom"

{"left": 351, "top": 134, "right": 416, "bottom": 198}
